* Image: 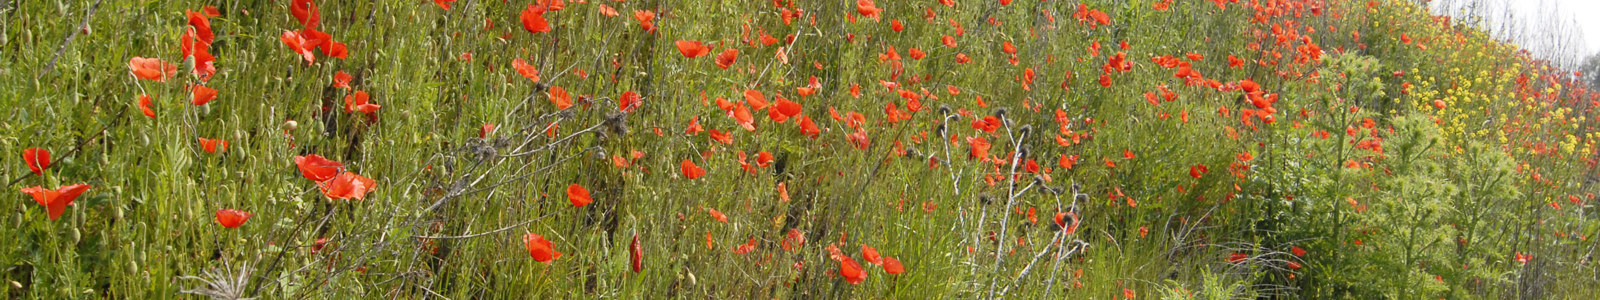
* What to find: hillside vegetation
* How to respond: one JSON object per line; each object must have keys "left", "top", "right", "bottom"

{"left": 3, "top": 0, "right": 1598, "bottom": 298}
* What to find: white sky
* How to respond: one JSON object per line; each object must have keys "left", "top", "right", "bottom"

{"left": 1432, "top": 0, "right": 1600, "bottom": 62}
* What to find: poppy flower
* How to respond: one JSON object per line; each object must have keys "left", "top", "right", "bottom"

{"left": 138, "top": 94, "right": 156, "bottom": 118}
{"left": 1124, "top": 289, "right": 1137, "bottom": 299}
{"left": 681, "top": 159, "right": 706, "bottom": 179}
{"left": 191, "top": 85, "right": 218, "bottom": 105}
{"left": 333, "top": 71, "right": 353, "bottom": 89}
{"left": 619, "top": 91, "right": 642, "bottom": 112}
{"left": 1290, "top": 246, "right": 1306, "bottom": 257}
{"left": 521, "top": 5, "right": 551, "bottom": 34}
{"left": 774, "top": 98, "right": 803, "bottom": 117}
{"left": 707, "top": 208, "right": 727, "bottom": 223}
{"left": 567, "top": 184, "right": 592, "bottom": 207}
{"left": 839, "top": 256, "right": 867, "bottom": 284}
{"left": 856, "top": 0, "right": 882, "bottom": 20}
{"left": 715, "top": 48, "right": 739, "bottom": 69}
{"left": 1189, "top": 164, "right": 1208, "bottom": 178}
{"left": 320, "top": 172, "right": 376, "bottom": 200}
{"left": 1432, "top": 99, "right": 1447, "bottom": 109}
{"left": 129, "top": 57, "right": 176, "bottom": 81}
{"left": 630, "top": 233, "right": 644, "bottom": 272}
{"left": 882, "top": 257, "right": 905, "bottom": 274}
{"left": 216, "top": 209, "right": 252, "bottom": 228}
{"left": 279, "top": 31, "right": 316, "bottom": 64}
{"left": 633, "top": 10, "right": 656, "bottom": 33}
{"left": 20, "top": 184, "right": 91, "bottom": 220}
{"left": 23, "top": 148, "right": 50, "bottom": 176}
{"left": 598, "top": 4, "right": 619, "bottom": 17}
{"left": 481, "top": 123, "right": 496, "bottom": 138}
{"left": 549, "top": 86, "right": 572, "bottom": 109}
{"left": 1227, "top": 252, "right": 1249, "bottom": 263}
{"left": 862, "top": 245, "right": 882, "bottom": 265}
{"left": 294, "top": 154, "right": 344, "bottom": 182}
{"left": 290, "top": 0, "right": 320, "bottom": 28}
{"left": 783, "top": 228, "right": 805, "bottom": 251}
{"left": 524, "top": 232, "right": 562, "bottom": 263}
{"left": 732, "top": 238, "right": 757, "bottom": 254}
{"left": 327, "top": 41, "right": 348, "bottom": 59}
{"left": 344, "top": 91, "right": 381, "bottom": 114}
{"left": 511, "top": 58, "right": 540, "bottom": 82}
{"left": 199, "top": 138, "right": 229, "bottom": 153}
{"left": 675, "top": 41, "right": 711, "bottom": 58}
{"left": 434, "top": 0, "right": 456, "bottom": 10}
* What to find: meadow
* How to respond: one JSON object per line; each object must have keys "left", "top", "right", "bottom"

{"left": 3, "top": 0, "right": 1599, "bottom": 298}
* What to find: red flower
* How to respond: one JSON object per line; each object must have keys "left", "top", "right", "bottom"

{"left": 294, "top": 154, "right": 344, "bottom": 182}
{"left": 22, "top": 148, "right": 50, "bottom": 176}
{"left": 882, "top": 256, "right": 905, "bottom": 274}
{"left": 216, "top": 209, "right": 252, "bottom": 228}
{"left": 1228, "top": 252, "right": 1249, "bottom": 263}
{"left": 675, "top": 40, "right": 711, "bottom": 58}
{"left": 191, "top": 84, "right": 218, "bottom": 105}
{"left": 138, "top": 94, "right": 156, "bottom": 118}
{"left": 319, "top": 172, "right": 376, "bottom": 200}
{"left": 715, "top": 48, "right": 739, "bottom": 69}
{"left": 681, "top": 159, "right": 706, "bottom": 179}
{"left": 856, "top": 0, "right": 882, "bottom": 20}
{"left": 343, "top": 90, "right": 382, "bottom": 114}
{"left": 1189, "top": 164, "right": 1209, "bottom": 178}
{"left": 707, "top": 208, "right": 728, "bottom": 223}
{"left": 521, "top": 5, "right": 551, "bottom": 34}
{"left": 524, "top": 232, "right": 562, "bottom": 263}
{"left": 333, "top": 71, "right": 353, "bottom": 89}
{"left": 1290, "top": 246, "right": 1306, "bottom": 257}
{"left": 198, "top": 138, "right": 229, "bottom": 153}
{"left": 511, "top": 58, "right": 540, "bottom": 82}
{"left": 619, "top": 91, "right": 642, "bottom": 113}
{"left": 129, "top": 57, "right": 176, "bottom": 81}
{"left": 480, "top": 123, "right": 496, "bottom": 138}
{"left": 20, "top": 184, "right": 91, "bottom": 220}
{"left": 862, "top": 245, "right": 882, "bottom": 265}
{"left": 839, "top": 256, "right": 867, "bottom": 284}
{"left": 630, "top": 233, "right": 644, "bottom": 272}
{"left": 567, "top": 183, "right": 592, "bottom": 207}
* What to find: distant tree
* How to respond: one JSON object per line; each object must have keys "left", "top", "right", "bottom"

{"left": 1582, "top": 52, "right": 1600, "bottom": 89}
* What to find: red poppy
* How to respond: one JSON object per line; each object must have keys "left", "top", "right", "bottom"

{"left": 191, "top": 85, "right": 218, "bottom": 105}
{"left": 774, "top": 98, "right": 803, "bottom": 117}
{"left": 707, "top": 208, "right": 728, "bottom": 223}
{"left": 129, "top": 57, "right": 176, "bottom": 81}
{"left": 23, "top": 148, "right": 50, "bottom": 176}
{"left": 598, "top": 4, "right": 619, "bottom": 17}
{"left": 681, "top": 159, "right": 706, "bottom": 179}
{"left": 856, "top": 0, "right": 882, "bottom": 20}
{"left": 481, "top": 123, "right": 496, "bottom": 138}
{"left": 862, "top": 245, "right": 882, "bottom": 265}
{"left": 619, "top": 90, "right": 642, "bottom": 112}
{"left": 521, "top": 5, "right": 551, "bottom": 34}
{"left": 1124, "top": 288, "right": 1137, "bottom": 299}
{"left": 327, "top": 41, "right": 348, "bottom": 59}
{"left": 138, "top": 94, "right": 156, "bottom": 118}
{"left": 344, "top": 91, "right": 381, "bottom": 114}
{"left": 630, "top": 233, "right": 644, "bottom": 272}
{"left": 1287, "top": 261, "right": 1302, "bottom": 270}
{"left": 567, "top": 184, "right": 592, "bottom": 207}
{"left": 1228, "top": 252, "right": 1249, "bottom": 263}
{"left": 216, "top": 209, "right": 252, "bottom": 228}
{"left": 839, "top": 256, "right": 867, "bottom": 284}
{"left": 279, "top": 31, "right": 315, "bottom": 64}
{"left": 320, "top": 172, "right": 376, "bottom": 200}
{"left": 633, "top": 10, "right": 656, "bottom": 33}
{"left": 783, "top": 228, "right": 805, "bottom": 251}
{"left": 731, "top": 238, "right": 755, "bottom": 254}
{"left": 199, "top": 138, "right": 229, "bottom": 153}
{"left": 715, "top": 49, "right": 739, "bottom": 69}
{"left": 20, "top": 184, "right": 91, "bottom": 220}
{"left": 524, "top": 232, "right": 562, "bottom": 263}
{"left": 1290, "top": 246, "right": 1306, "bottom": 257}
{"left": 882, "top": 256, "right": 905, "bottom": 274}
{"left": 1189, "top": 164, "right": 1208, "bottom": 178}
{"left": 333, "top": 71, "right": 353, "bottom": 89}
{"left": 549, "top": 86, "right": 572, "bottom": 109}
{"left": 675, "top": 41, "right": 711, "bottom": 58}
{"left": 434, "top": 0, "right": 457, "bottom": 10}
{"left": 294, "top": 154, "right": 344, "bottom": 182}
{"left": 511, "top": 58, "right": 540, "bottom": 82}
{"left": 290, "top": 0, "right": 320, "bottom": 29}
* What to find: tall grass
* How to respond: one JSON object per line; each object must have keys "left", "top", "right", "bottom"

{"left": 2, "top": 0, "right": 1598, "bottom": 298}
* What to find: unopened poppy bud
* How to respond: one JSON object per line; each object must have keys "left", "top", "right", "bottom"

{"left": 283, "top": 119, "right": 299, "bottom": 131}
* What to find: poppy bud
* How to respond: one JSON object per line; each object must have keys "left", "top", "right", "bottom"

{"left": 934, "top": 123, "right": 947, "bottom": 137}
{"left": 283, "top": 119, "right": 299, "bottom": 131}
{"left": 979, "top": 194, "right": 993, "bottom": 205}
{"left": 1017, "top": 144, "right": 1031, "bottom": 160}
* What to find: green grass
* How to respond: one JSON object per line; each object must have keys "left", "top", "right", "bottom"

{"left": 3, "top": 0, "right": 1599, "bottom": 298}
